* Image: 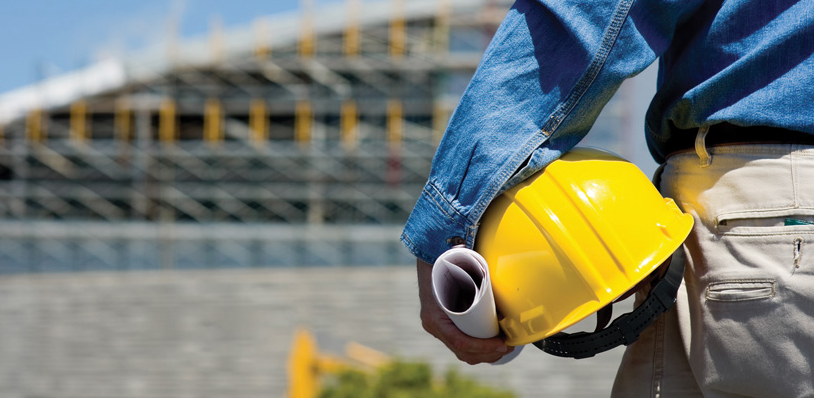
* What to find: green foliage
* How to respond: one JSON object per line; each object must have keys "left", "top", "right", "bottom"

{"left": 318, "top": 359, "right": 517, "bottom": 398}
{"left": 318, "top": 369, "right": 374, "bottom": 398}
{"left": 374, "top": 361, "right": 434, "bottom": 398}
{"left": 436, "top": 368, "right": 515, "bottom": 398}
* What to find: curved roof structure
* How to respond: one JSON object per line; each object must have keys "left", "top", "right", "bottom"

{"left": 0, "top": 0, "right": 506, "bottom": 125}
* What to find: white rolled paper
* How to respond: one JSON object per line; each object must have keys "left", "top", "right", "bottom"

{"left": 431, "top": 247, "right": 523, "bottom": 364}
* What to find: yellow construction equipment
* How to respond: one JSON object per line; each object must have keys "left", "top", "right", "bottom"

{"left": 387, "top": 99, "right": 402, "bottom": 150}
{"left": 249, "top": 98, "right": 268, "bottom": 146}
{"left": 390, "top": 0, "right": 406, "bottom": 59}
{"left": 295, "top": 101, "right": 312, "bottom": 147}
{"left": 159, "top": 99, "right": 177, "bottom": 145}
{"left": 344, "top": 0, "right": 361, "bottom": 57}
{"left": 70, "top": 100, "right": 89, "bottom": 143}
{"left": 341, "top": 100, "right": 358, "bottom": 150}
{"left": 204, "top": 98, "right": 223, "bottom": 146}
{"left": 115, "top": 99, "right": 132, "bottom": 142}
{"left": 25, "top": 108, "right": 45, "bottom": 143}
{"left": 300, "top": 0, "right": 316, "bottom": 58}
{"left": 287, "top": 328, "right": 390, "bottom": 398}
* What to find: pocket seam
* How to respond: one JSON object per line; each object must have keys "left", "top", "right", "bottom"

{"left": 723, "top": 228, "right": 814, "bottom": 237}
{"left": 719, "top": 226, "right": 814, "bottom": 238}
{"left": 705, "top": 279, "right": 776, "bottom": 302}
{"left": 715, "top": 209, "right": 814, "bottom": 236}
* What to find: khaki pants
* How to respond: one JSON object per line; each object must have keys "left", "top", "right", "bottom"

{"left": 612, "top": 143, "right": 814, "bottom": 398}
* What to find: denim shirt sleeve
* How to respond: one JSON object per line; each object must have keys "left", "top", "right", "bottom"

{"left": 401, "top": 0, "right": 703, "bottom": 264}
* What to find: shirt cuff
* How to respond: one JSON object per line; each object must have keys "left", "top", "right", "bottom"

{"left": 400, "top": 181, "right": 476, "bottom": 265}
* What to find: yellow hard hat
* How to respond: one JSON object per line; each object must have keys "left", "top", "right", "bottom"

{"left": 474, "top": 147, "right": 693, "bottom": 356}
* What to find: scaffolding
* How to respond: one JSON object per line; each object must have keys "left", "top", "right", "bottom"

{"left": 0, "top": 0, "right": 510, "bottom": 271}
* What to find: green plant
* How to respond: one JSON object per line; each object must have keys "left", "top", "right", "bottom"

{"left": 318, "top": 359, "right": 516, "bottom": 398}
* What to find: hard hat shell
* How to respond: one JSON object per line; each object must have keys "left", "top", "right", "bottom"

{"left": 475, "top": 147, "right": 693, "bottom": 346}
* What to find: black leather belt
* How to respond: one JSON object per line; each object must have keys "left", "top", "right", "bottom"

{"left": 667, "top": 122, "right": 814, "bottom": 156}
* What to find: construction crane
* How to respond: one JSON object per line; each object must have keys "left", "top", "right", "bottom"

{"left": 287, "top": 328, "right": 390, "bottom": 398}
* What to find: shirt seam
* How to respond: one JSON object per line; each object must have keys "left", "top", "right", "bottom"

{"left": 541, "top": 0, "right": 636, "bottom": 135}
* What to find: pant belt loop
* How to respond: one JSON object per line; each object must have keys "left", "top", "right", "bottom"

{"left": 695, "top": 126, "right": 711, "bottom": 167}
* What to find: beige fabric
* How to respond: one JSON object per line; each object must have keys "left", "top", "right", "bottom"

{"left": 613, "top": 144, "right": 814, "bottom": 397}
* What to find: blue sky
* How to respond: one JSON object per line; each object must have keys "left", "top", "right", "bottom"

{"left": 0, "top": 0, "right": 347, "bottom": 94}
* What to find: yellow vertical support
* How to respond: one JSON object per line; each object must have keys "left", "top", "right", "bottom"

{"left": 26, "top": 108, "right": 44, "bottom": 144}
{"left": 204, "top": 98, "right": 223, "bottom": 146}
{"left": 115, "top": 99, "right": 132, "bottom": 142}
{"left": 387, "top": 99, "right": 403, "bottom": 150}
{"left": 344, "top": 0, "right": 361, "bottom": 57}
{"left": 432, "top": 102, "right": 448, "bottom": 144}
{"left": 299, "top": 0, "right": 315, "bottom": 59}
{"left": 159, "top": 99, "right": 177, "bottom": 145}
{"left": 295, "top": 101, "right": 312, "bottom": 147}
{"left": 341, "top": 100, "right": 358, "bottom": 150}
{"left": 390, "top": 0, "right": 405, "bottom": 59}
{"left": 254, "top": 17, "right": 272, "bottom": 60}
{"left": 249, "top": 98, "right": 268, "bottom": 146}
{"left": 287, "top": 329, "right": 319, "bottom": 398}
{"left": 70, "top": 100, "right": 88, "bottom": 143}
{"left": 435, "top": 0, "right": 451, "bottom": 54}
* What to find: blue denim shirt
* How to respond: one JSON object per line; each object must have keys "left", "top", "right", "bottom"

{"left": 402, "top": 0, "right": 814, "bottom": 264}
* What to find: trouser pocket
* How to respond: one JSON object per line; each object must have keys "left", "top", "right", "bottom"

{"left": 684, "top": 231, "right": 814, "bottom": 397}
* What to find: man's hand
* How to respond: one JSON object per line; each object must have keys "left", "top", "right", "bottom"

{"left": 416, "top": 258, "right": 513, "bottom": 365}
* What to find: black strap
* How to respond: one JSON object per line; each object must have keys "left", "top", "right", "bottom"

{"left": 532, "top": 256, "right": 684, "bottom": 359}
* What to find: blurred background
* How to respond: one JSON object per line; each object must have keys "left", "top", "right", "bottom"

{"left": 0, "top": 0, "right": 659, "bottom": 397}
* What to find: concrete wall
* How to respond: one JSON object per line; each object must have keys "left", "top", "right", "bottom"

{"left": 0, "top": 267, "right": 625, "bottom": 398}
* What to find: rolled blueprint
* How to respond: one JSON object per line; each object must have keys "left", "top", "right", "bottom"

{"left": 431, "top": 246, "right": 523, "bottom": 364}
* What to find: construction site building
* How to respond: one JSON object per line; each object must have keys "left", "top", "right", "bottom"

{"left": 0, "top": 0, "right": 640, "bottom": 272}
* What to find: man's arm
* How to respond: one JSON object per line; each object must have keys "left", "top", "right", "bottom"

{"left": 401, "top": 0, "right": 703, "bottom": 265}
{"left": 405, "top": 0, "right": 703, "bottom": 362}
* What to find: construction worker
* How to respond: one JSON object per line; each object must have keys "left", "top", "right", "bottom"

{"left": 402, "top": 0, "right": 814, "bottom": 396}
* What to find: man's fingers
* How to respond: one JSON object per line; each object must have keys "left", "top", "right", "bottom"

{"left": 416, "top": 257, "right": 513, "bottom": 365}
{"left": 428, "top": 313, "right": 513, "bottom": 363}
{"left": 444, "top": 325, "right": 505, "bottom": 353}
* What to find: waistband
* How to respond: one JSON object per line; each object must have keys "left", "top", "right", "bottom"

{"left": 659, "top": 138, "right": 814, "bottom": 232}
{"left": 667, "top": 123, "right": 814, "bottom": 157}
